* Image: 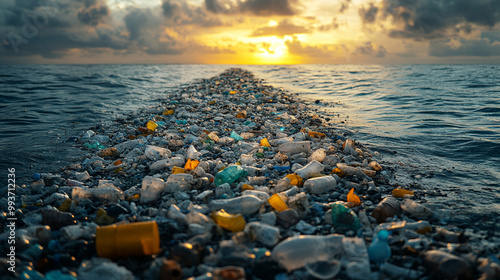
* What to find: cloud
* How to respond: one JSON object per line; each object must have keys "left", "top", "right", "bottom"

{"left": 285, "top": 37, "right": 332, "bottom": 57}
{"left": 78, "top": 0, "right": 109, "bottom": 26}
{"left": 378, "top": 0, "right": 500, "bottom": 40}
{"left": 359, "top": 2, "right": 378, "bottom": 24}
{"left": 355, "top": 41, "right": 387, "bottom": 57}
{"left": 250, "top": 20, "right": 309, "bottom": 37}
{"left": 429, "top": 38, "right": 500, "bottom": 57}
{"left": 339, "top": 0, "right": 351, "bottom": 13}
{"left": 318, "top": 18, "right": 339, "bottom": 32}
{"left": 205, "top": 0, "right": 301, "bottom": 16}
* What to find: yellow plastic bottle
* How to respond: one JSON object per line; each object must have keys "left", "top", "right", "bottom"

{"left": 95, "top": 221, "right": 160, "bottom": 259}
{"left": 210, "top": 209, "right": 246, "bottom": 232}
{"left": 268, "top": 193, "right": 288, "bottom": 212}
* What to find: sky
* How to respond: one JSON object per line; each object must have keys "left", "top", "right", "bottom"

{"left": 1, "top": 0, "right": 500, "bottom": 64}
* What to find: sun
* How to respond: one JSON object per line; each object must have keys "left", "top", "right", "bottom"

{"left": 253, "top": 36, "right": 290, "bottom": 64}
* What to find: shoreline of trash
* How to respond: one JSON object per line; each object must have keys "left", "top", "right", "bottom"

{"left": 2, "top": 68, "right": 498, "bottom": 280}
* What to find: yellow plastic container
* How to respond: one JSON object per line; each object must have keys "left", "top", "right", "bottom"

{"left": 392, "top": 189, "right": 414, "bottom": 198}
{"left": 268, "top": 193, "right": 288, "bottom": 212}
{"left": 260, "top": 138, "right": 271, "bottom": 148}
{"left": 184, "top": 159, "right": 200, "bottom": 171}
{"left": 210, "top": 210, "right": 245, "bottom": 232}
{"left": 96, "top": 221, "right": 160, "bottom": 259}
{"left": 146, "top": 120, "right": 158, "bottom": 131}
{"left": 286, "top": 174, "right": 303, "bottom": 186}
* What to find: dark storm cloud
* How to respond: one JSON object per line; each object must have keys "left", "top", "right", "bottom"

{"left": 359, "top": 2, "right": 378, "bottom": 24}
{"left": 429, "top": 38, "right": 500, "bottom": 57}
{"left": 163, "top": 0, "right": 223, "bottom": 27}
{"left": 250, "top": 20, "right": 309, "bottom": 37}
{"left": 205, "top": 0, "right": 301, "bottom": 16}
{"left": 376, "top": 0, "right": 500, "bottom": 40}
{"left": 356, "top": 42, "right": 387, "bottom": 57}
{"left": 78, "top": 0, "right": 110, "bottom": 26}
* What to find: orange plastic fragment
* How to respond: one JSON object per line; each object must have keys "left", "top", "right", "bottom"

{"left": 184, "top": 159, "right": 200, "bottom": 171}
{"left": 172, "top": 166, "right": 186, "bottom": 174}
{"left": 162, "top": 109, "right": 174, "bottom": 115}
{"left": 415, "top": 226, "right": 432, "bottom": 235}
{"left": 308, "top": 131, "right": 326, "bottom": 138}
{"left": 392, "top": 189, "right": 415, "bottom": 198}
{"left": 347, "top": 188, "right": 361, "bottom": 206}
{"left": 236, "top": 112, "right": 246, "bottom": 119}
{"left": 146, "top": 120, "right": 158, "bottom": 131}
{"left": 331, "top": 167, "right": 345, "bottom": 177}
{"left": 268, "top": 194, "right": 288, "bottom": 212}
{"left": 208, "top": 100, "right": 216, "bottom": 105}
{"left": 210, "top": 209, "right": 245, "bottom": 232}
{"left": 286, "top": 174, "right": 303, "bottom": 186}
{"left": 113, "top": 159, "right": 122, "bottom": 166}
{"left": 241, "top": 184, "right": 254, "bottom": 191}
{"left": 126, "top": 194, "right": 140, "bottom": 202}
{"left": 260, "top": 138, "right": 271, "bottom": 148}
{"left": 229, "top": 90, "right": 237, "bottom": 95}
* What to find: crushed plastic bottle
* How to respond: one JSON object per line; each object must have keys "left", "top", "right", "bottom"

{"left": 214, "top": 165, "right": 248, "bottom": 186}
{"left": 343, "top": 237, "right": 371, "bottom": 280}
{"left": 245, "top": 222, "right": 280, "bottom": 246}
{"left": 95, "top": 221, "right": 160, "bottom": 259}
{"left": 401, "top": 199, "right": 433, "bottom": 219}
{"left": 271, "top": 234, "right": 344, "bottom": 271}
{"left": 295, "top": 160, "right": 323, "bottom": 179}
{"left": 368, "top": 230, "right": 391, "bottom": 263}
{"left": 371, "top": 197, "right": 402, "bottom": 223}
{"left": 140, "top": 176, "right": 165, "bottom": 203}
{"left": 230, "top": 131, "right": 243, "bottom": 141}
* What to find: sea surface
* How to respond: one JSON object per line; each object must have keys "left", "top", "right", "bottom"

{"left": 1, "top": 64, "right": 499, "bottom": 228}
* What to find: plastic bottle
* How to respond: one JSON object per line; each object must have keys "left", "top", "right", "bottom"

{"left": 331, "top": 203, "right": 360, "bottom": 232}
{"left": 368, "top": 230, "right": 391, "bottom": 263}
{"left": 271, "top": 234, "right": 344, "bottom": 271}
{"left": 167, "top": 173, "right": 194, "bottom": 189}
{"left": 242, "top": 190, "right": 270, "bottom": 201}
{"left": 401, "top": 199, "right": 433, "bottom": 219}
{"left": 245, "top": 222, "right": 280, "bottom": 246}
{"left": 303, "top": 175, "right": 336, "bottom": 194}
{"left": 41, "top": 209, "right": 77, "bottom": 230}
{"left": 208, "top": 195, "right": 263, "bottom": 215}
{"left": 210, "top": 209, "right": 246, "bottom": 232}
{"left": 149, "top": 157, "right": 185, "bottom": 170}
{"left": 95, "top": 221, "right": 160, "bottom": 259}
{"left": 25, "top": 225, "right": 52, "bottom": 246}
{"left": 371, "top": 197, "right": 402, "bottom": 223}
{"left": 186, "top": 145, "right": 201, "bottom": 159}
{"left": 72, "top": 185, "right": 124, "bottom": 203}
{"left": 140, "top": 176, "right": 165, "bottom": 203}
{"left": 277, "top": 141, "right": 311, "bottom": 154}
{"left": 308, "top": 148, "right": 326, "bottom": 162}
{"left": 295, "top": 160, "right": 323, "bottom": 179}
{"left": 145, "top": 145, "right": 171, "bottom": 161}
{"left": 268, "top": 193, "right": 289, "bottom": 212}
{"left": 424, "top": 250, "right": 472, "bottom": 280}
{"left": 61, "top": 224, "right": 92, "bottom": 241}
{"left": 214, "top": 165, "right": 248, "bottom": 186}
{"left": 379, "top": 262, "right": 424, "bottom": 280}
{"left": 343, "top": 237, "right": 371, "bottom": 280}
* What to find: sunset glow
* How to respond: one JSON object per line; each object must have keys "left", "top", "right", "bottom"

{"left": 1, "top": 0, "right": 499, "bottom": 64}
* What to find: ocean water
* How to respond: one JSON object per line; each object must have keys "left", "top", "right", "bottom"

{"left": 1, "top": 64, "right": 499, "bottom": 227}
